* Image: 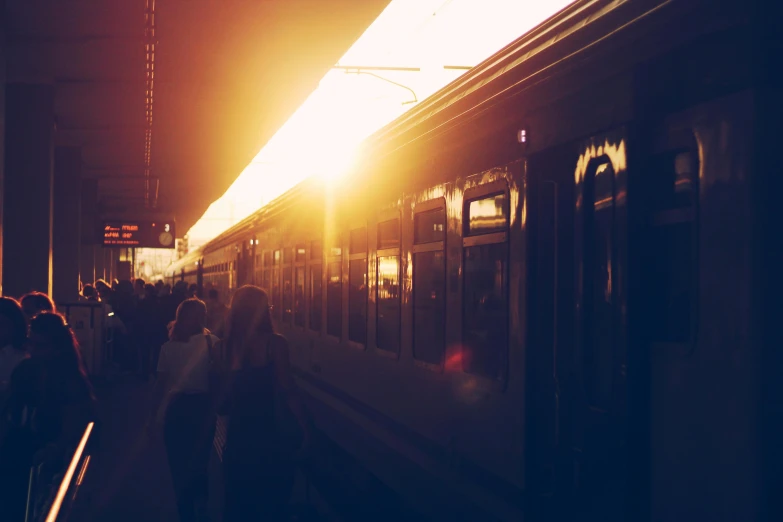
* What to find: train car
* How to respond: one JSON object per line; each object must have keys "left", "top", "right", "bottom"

{"left": 164, "top": 1, "right": 780, "bottom": 520}
{"left": 164, "top": 247, "right": 201, "bottom": 288}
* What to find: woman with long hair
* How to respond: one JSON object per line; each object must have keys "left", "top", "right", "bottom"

{"left": 150, "top": 298, "right": 217, "bottom": 522}
{"left": 216, "top": 285, "right": 310, "bottom": 522}
{"left": 0, "top": 312, "right": 96, "bottom": 519}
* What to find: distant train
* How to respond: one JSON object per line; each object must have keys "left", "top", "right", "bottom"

{"left": 166, "top": 1, "right": 780, "bottom": 520}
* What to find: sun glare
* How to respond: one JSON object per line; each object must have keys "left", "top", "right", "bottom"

{"left": 186, "top": 0, "right": 576, "bottom": 245}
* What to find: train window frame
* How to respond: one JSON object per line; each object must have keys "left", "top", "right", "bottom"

{"left": 282, "top": 246, "right": 294, "bottom": 325}
{"left": 463, "top": 183, "right": 510, "bottom": 238}
{"left": 460, "top": 181, "right": 510, "bottom": 383}
{"left": 374, "top": 210, "right": 402, "bottom": 359}
{"left": 325, "top": 234, "right": 343, "bottom": 340}
{"left": 411, "top": 197, "right": 447, "bottom": 371}
{"left": 293, "top": 243, "right": 306, "bottom": 329}
{"left": 647, "top": 131, "right": 700, "bottom": 353}
{"left": 271, "top": 249, "right": 281, "bottom": 321}
{"left": 348, "top": 225, "right": 368, "bottom": 350}
{"left": 308, "top": 238, "right": 323, "bottom": 335}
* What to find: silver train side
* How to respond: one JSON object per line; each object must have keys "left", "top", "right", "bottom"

{"left": 166, "top": 1, "right": 781, "bottom": 520}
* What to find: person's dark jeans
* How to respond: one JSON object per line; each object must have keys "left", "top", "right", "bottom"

{"left": 164, "top": 393, "right": 215, "bottom": 522}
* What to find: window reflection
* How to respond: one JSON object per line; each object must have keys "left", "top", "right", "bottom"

{"left": 295, "top": 267, "right": 305, "bottom": 327}
{"left": 414, "top": 208, "right": 445, "bottom": 244}
{"left": 413, "top": 251, "right": 445, "bottom": 364}
{"left": 271, "top": 250, "right": 280, "bottom": 320}
{"left": 377, "top": 256, "right": 400, "bottom": 352}
{"left": 463, "top": 243, "right": 508, "bottom": 379}
{"left": 350, "top": 228, "right": 367, "bottom": 254}
{"left": 378, "top": 219, "right": 400, "bottom": 250}
{"left": 467, "top": 193, "right": 508, "bottom": 235}
{"left": 326, "top": 261, "right": 341, "bottom": 337}
{"left": 282, "top": 267, "right": 293, "bottom": 324}
{"left": 310, "top": 265, "right": 322, "bottom": 332}
{"left": 349, "top": 259, "right": 367, "bottom": 345}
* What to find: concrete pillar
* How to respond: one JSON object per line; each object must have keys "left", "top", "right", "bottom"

{"left": 79, "top": 178, "right": 98, "bottom": 288}
{"left": 2, "top": 84, "right": 55, "bottom": 298}
{"left": 104, "top": 248, "right": 113, "bottom": 283}
{"left": 52, "top": 147, "right": 82, "bottom": 303}
{"left": 94, "top": 246, "right": 105, "bottom": 283}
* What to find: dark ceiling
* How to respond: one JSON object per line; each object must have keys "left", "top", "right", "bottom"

{"left": 5, "top": 0, "right": 389, "bottom": 233}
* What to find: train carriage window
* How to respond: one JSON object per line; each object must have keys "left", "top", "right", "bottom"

{"left": 415, "top": 208, "right": 445, "bottom": 244}
{"left": 311, "top": 264, "right": 323, "bottom": 332}
{"left": 295, "top": 245, "right": 306, "bottom": 263}
{"left": 262, "top": 251, "right": 271, "bottom": 293}
{"left": 294, "top": 244, "right": 306, "bottom": 327}
{"left": 311, "top": 241, "right": 322, "bottom": 260}
{"left": 377, "top": 218, "right": 401, "bottom": 353}
{"left": 377, "top": 257, "right": 400, "bottom": 352}
{"left": 272, "top": 250, "right": 281, "bottom": 320}
{"left": 349, "top": 260, "right": 367, "bottom": 345}
{"left": 350, "top": 227, "right": 367, "bottom": 254}
{"left": 377, "top": 219, "right": 401, "bottom": 250}
{"left": 327, "top": 260, "right": 341, "bottom": 337}
{"left": 283, "top": 266, "right": 293, "bottom": 324}
{"left": 647, "top": 148, "right": 699, "bottom": 343}
{"left": 466, "top": 192, "right": 508, "bottom": 235}
{"left": 462, "top": 192, "right": 509, "bottom": 379}
{"left": 413, "top": 206, "right": 446, "bottom": 364}
{"left": 349, "top": 227, "right": 367, "bottom": 346}
{"left": 310, "top": 240, "right": 323, "bottom": 332}
{"left": 583, "top": 159, "right": 614, "bottom": 409}
{"left": 295, "top": 267, "right": 305, "bottom": 327}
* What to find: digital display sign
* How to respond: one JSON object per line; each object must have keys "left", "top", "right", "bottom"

{"left": 102, "top": 221, "right": 176, "bottom": 249}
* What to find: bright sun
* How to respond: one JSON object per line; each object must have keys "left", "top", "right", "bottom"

{"left": 186, "top": 0, "right": 576, "bottom": 244}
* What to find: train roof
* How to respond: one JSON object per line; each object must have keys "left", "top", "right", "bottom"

{"left": 165, "top": 0, "right": 711, "bottom": 273}
{"left": 357, "top": 0, "right": 697, "bottom": 161}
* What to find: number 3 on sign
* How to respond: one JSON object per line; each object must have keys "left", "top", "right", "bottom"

{"left": 165, "top": 224, "right": 170, "bottom": 233}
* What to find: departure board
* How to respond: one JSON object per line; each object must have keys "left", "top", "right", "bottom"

{"left": 102, "top": 221, "right": 176, "bottom": 248}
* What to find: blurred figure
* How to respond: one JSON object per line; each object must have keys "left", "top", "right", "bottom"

{"left": 155, "top": 280, "right": 165, "bottom": 296}
{"left": 0, "top": 313, "right": 96, "bottom": 520}
{"left": 188, "top": 284, "right": 199, "bottom": 299}
{"left": 136, "top": 284, "right": 163, "bottom": 380}
{"left": 112, "top": 280, "right": 138, "bottom": 373}
{"left": 161, "top": 283, "right": 172, "bottom": 298}
{"left": 150, "top": 298, "right": 217, "bottom": 522}
{"left": 82, "top": 284, "right": 98, "bottom": 301}
{"left": 95, "top": 279, "right": 113, "bottom": 302}
{"left": 205, "top": 289, "right": 228, "bottom": 338}
{"left": 20, "top": 292, "right": 55, "bottom": 324}
{"left": 0, "top": 298, "right": 28, "bottom": 392}
{"left": 216, "top": 285, "right": 310, "bottom": 522}
{"left": 135, "top": 278, "right": 146, "bottom": 301}
{"left": 162, "top": 281, "right": 189, "bottom": 327}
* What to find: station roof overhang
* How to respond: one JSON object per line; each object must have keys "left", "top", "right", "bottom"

{"left": 4, "top": 0, "right": 390, "bottom": 232}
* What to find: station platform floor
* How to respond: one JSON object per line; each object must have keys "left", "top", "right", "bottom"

{"left": 66, "top": 374, "right": 319, "bottom": 522}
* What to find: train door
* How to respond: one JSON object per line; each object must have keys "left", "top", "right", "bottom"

{"left": 573, "top": 129, "right": 628, "bottom": 522}
{"left": 526, "top": 143, "right": 576, "bottom": 521}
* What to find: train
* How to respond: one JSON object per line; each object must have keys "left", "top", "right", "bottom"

{"left": 165, "top": 1, "right": 780, "bottom": 520}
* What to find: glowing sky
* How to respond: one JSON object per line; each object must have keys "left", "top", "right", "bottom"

{"left": 186, "top": 0, "right": 574, "bottom": 244}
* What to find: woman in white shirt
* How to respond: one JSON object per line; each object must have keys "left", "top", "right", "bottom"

{"left": 150, "top": 298, "right": 218, "bottom": 522}
{"left": 0, "top": 297, "right": 29, "bottom": 393}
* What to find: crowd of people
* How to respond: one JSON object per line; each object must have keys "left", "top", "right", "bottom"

{"left": 0, "top": 280, "right": 310, "bottom": 522}
{"left": 77, "top": 278, "right": 229, "bottom": 380}
{"left": 0, "top": 292, "right": 96, "bottom": 520}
